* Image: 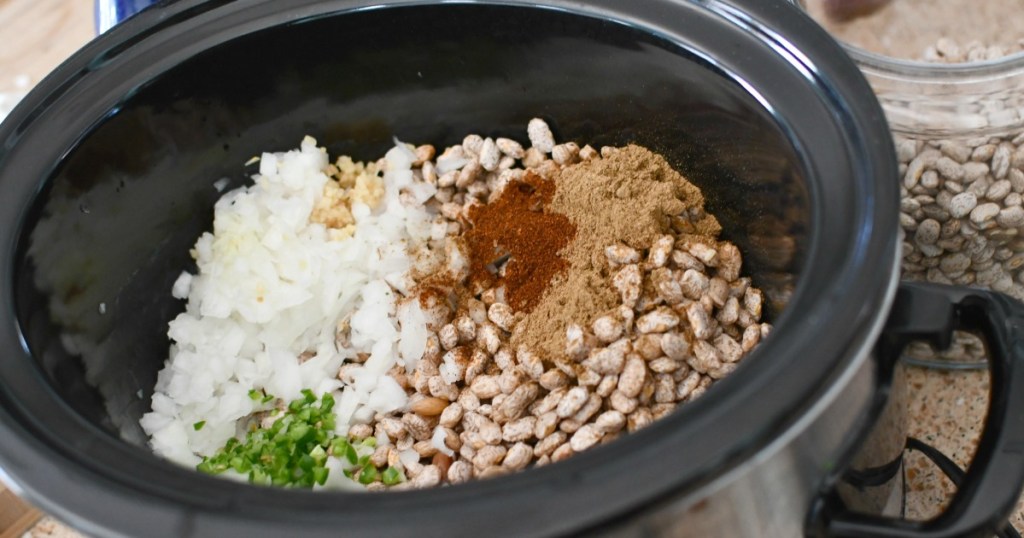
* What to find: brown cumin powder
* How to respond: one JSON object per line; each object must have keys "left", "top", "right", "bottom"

{"left": 513, "top": 145, "right": 720, "bottom": 360}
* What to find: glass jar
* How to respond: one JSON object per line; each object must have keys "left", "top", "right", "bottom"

{"left": 794, "top": 0, "right": 1024, "bottom": 367}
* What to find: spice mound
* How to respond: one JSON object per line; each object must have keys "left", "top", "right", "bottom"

{"left": 465, "top": 170, "right": 574, "bottom": 312}
{"left": 142, "top": 119, "right": 770, "bottom": 491}
{"left": 511, "top": 144, "right": 725, "bottom": 363}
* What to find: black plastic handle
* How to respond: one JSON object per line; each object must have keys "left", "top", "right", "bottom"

{"left": 821, "top": 282, "right": 1024, "bottom": 538}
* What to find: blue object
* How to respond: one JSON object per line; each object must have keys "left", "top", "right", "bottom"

{"left": 94, "top": 0, "right": 159, "bottom": 33}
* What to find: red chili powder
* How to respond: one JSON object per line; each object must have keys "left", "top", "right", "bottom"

{"left": 464, "top": 171, "right": 576, "bottom": 312}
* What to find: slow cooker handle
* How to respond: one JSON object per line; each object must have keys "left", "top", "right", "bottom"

{"left": 823, "top": 282, "right": 1024, "bottom": 538}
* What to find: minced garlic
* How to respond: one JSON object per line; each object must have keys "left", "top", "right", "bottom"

{"left": 311, "top": 156, "right": 384, "bottom": 240}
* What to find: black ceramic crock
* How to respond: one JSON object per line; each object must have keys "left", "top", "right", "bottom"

{"left": 1, "top": 1, "right": 1024, "bottom": 536}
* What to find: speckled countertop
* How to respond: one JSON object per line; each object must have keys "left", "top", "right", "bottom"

{"left": 0, "top": 1, "right": 1021, "bottom": 537}
{"left": 902, "top": 366, "right": 1024, "bottom": 532}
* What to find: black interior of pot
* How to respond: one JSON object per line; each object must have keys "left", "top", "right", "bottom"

{"left": 13, "top": 4, "right": 807, "bottom": 450}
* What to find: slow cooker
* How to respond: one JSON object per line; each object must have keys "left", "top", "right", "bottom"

{"left": 2, "top": 1, "right": 1023, "bottom": 536}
